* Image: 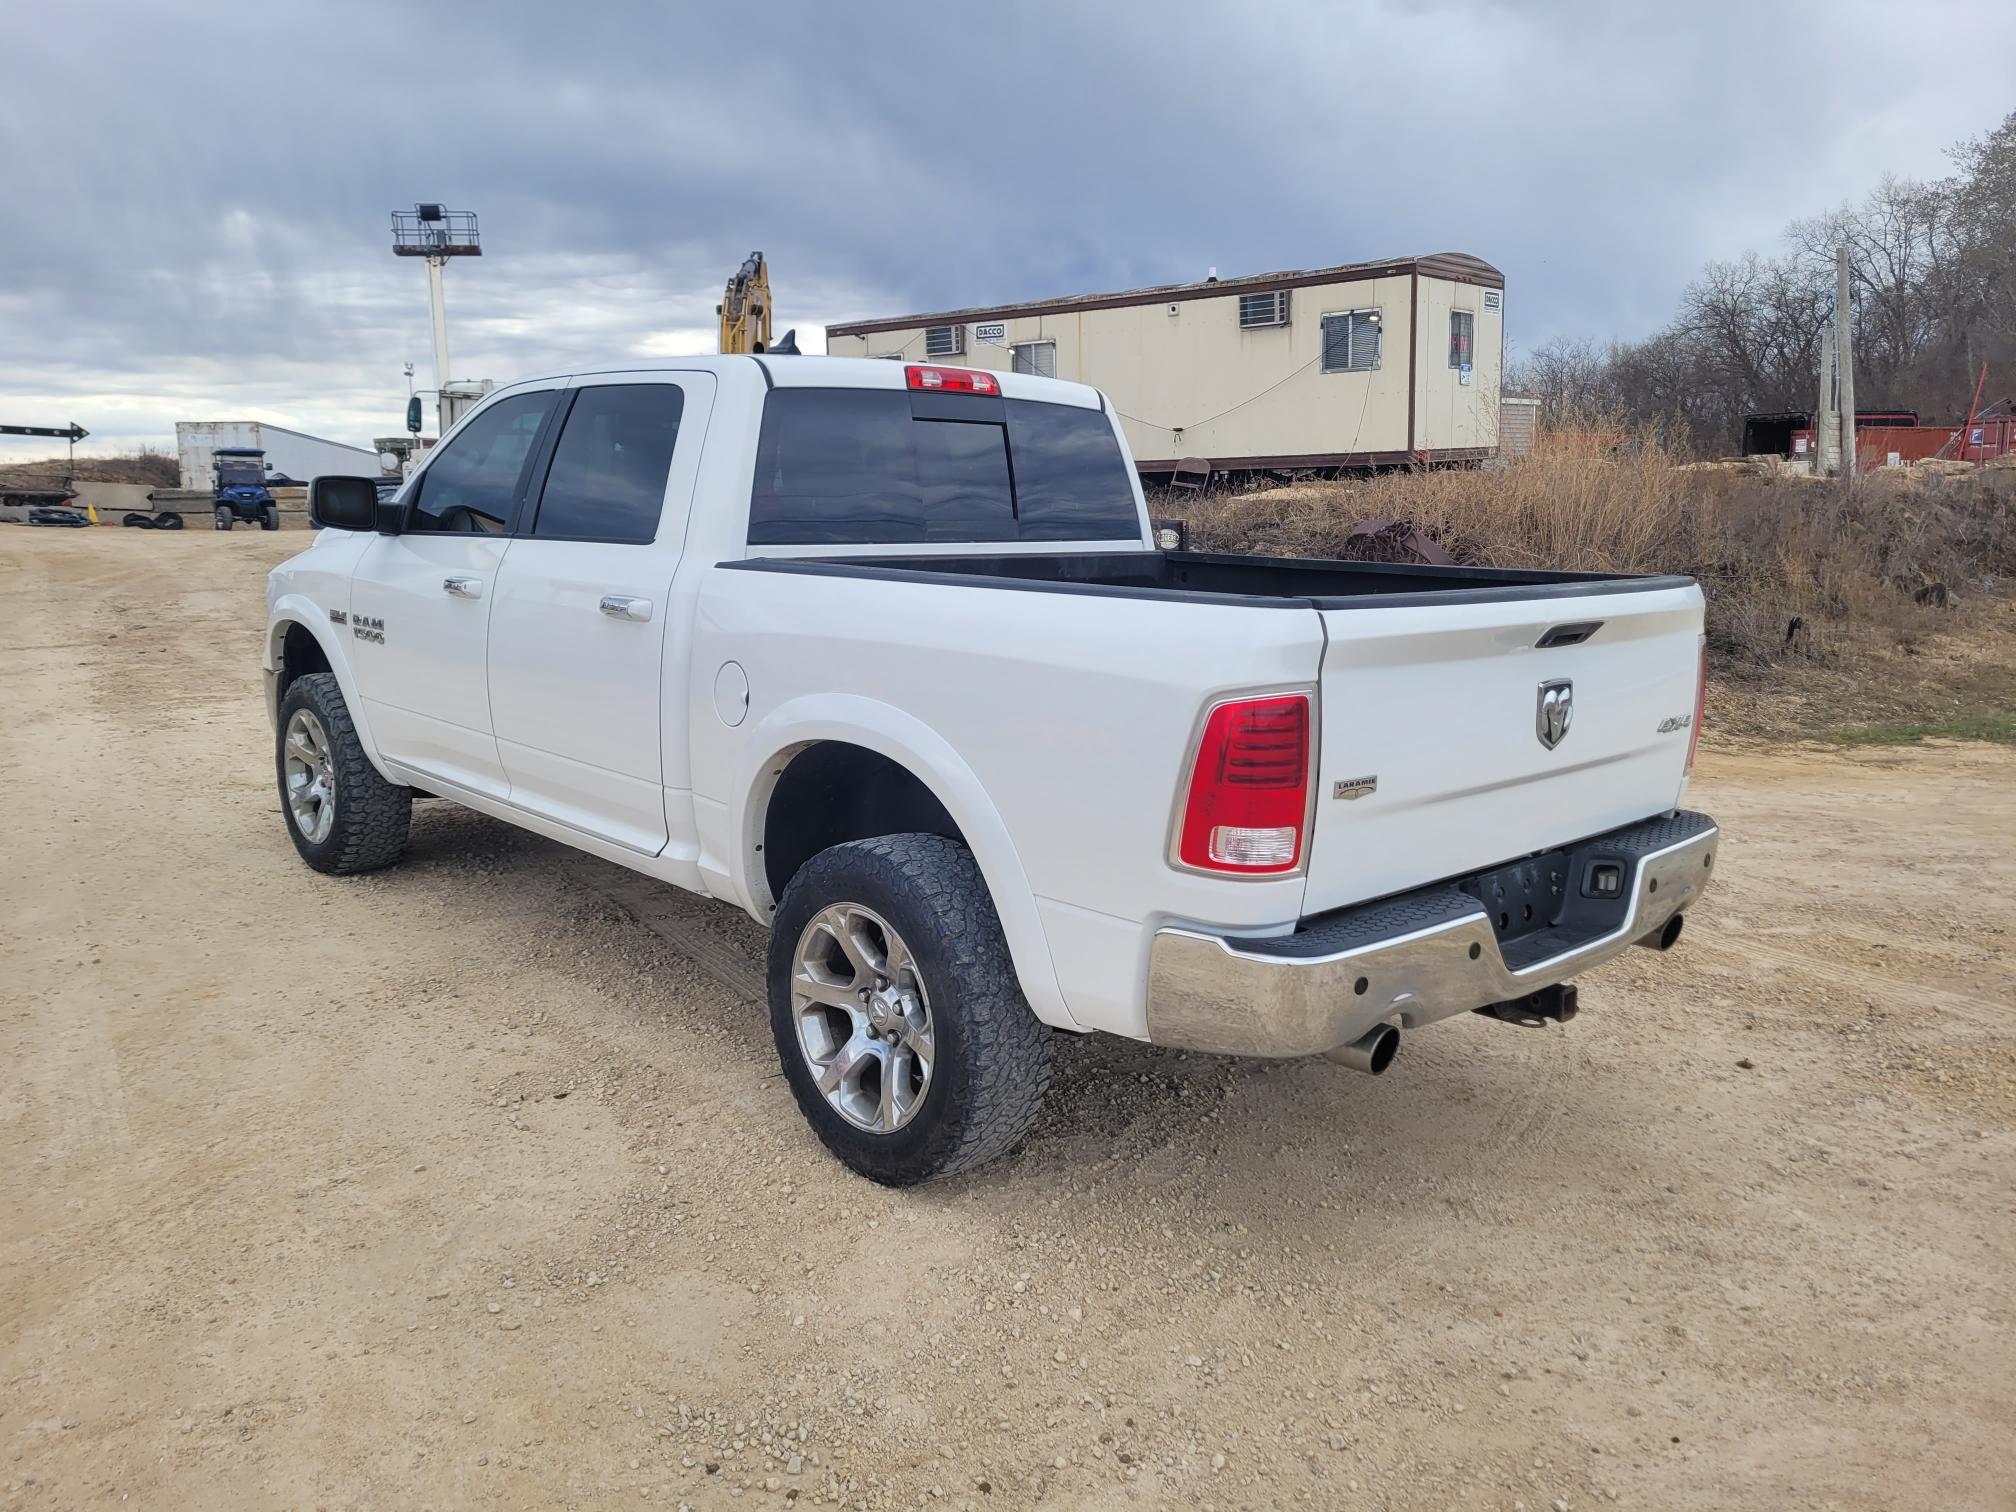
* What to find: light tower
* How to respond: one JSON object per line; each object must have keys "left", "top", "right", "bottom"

{"left": 391, "top": 203, "right": 481, "bottom": 433}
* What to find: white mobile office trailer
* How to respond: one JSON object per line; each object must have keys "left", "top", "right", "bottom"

{"left": 825, "top": 252, "right": 1505, "bottom": 474}
{"left": 176, "top": 421, "right": 380, "bottom": 492}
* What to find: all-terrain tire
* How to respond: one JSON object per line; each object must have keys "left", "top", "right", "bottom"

{"left": 276, "top": 672, "right": 411, "bottom": 874}
{"left": 259, "top": 503, "right": 280, "bottom": 531}
{"left": 214, "top": 506, "right": 233, "bottom": 531}
{"left": 768, "top": 834, "right": 1053, "bottom": 1185}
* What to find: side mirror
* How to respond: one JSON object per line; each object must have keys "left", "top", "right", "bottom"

{"left": 309, "top": 475, "right": 388, "bottom": 532}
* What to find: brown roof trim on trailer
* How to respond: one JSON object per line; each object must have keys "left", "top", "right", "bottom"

{"left": 826, "top": 253, "right": 1504, "bottom": 337}
{"left": 1130, "top": 447, "right": 1495, "bottom": 472}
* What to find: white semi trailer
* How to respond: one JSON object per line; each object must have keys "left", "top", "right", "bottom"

{"left": 176, "top": 422, "right": 379, "bottom": 493}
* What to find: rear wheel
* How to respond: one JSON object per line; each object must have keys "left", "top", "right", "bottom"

{"left": 276, "top": 672, "right": 411, "bottom": 874}
{"left": 214, "top": 506, "right": 233, "bottom": 531}
{"left": 768, "top": 834, "right": 1052, "bottom": 1185}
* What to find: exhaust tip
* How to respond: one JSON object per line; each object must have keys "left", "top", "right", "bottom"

{"left": 1326, "top": 1023, "right": 1400, "bottom": 1076}
{"left": 1636, "top": 913, "right": 1685, "bottom": 951}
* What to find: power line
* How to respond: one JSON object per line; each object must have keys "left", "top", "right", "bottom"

{"left": 1113, "top": 353, "right": 1323, "bottom": 436}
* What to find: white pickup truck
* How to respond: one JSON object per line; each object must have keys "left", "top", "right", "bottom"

{"left": 268, "top": 356, "right": 1717, "bottom": 1184}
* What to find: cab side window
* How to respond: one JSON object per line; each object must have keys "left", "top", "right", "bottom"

{"left": 529, "top": 385, "right": 685, "bottom": 543}
{"left": 406, "top": 391, "right": 552, "bottom": 534}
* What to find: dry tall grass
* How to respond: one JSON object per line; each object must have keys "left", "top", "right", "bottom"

{"left": 1170, "top": 430, "right": 2016, "bottom": 672}
{"left": 0, "top": 448, "right": 179, "bottom": 488}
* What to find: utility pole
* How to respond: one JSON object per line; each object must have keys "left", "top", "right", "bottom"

{"left": 1836, "top": 246, "right": 1856, "bottom": 482}
{"left": 1816, "top": 326, "right": 1837, "bottom": 476}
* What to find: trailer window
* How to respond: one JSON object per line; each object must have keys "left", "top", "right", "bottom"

{"left": 748, "top": 390, "right": 1138, "bottom": 546}
{"left": 1321, "top": 310, "right": 1381, "bottom": 374}
{"left": 1011, "top": 340, "right": 1057, "bottom": 378}
{"left": 1449, "top": 310, "right": 1475, "bottom": 369}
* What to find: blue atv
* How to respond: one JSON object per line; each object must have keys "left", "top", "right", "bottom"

{"left": 211, "top": 447, "right": 280, "bottom": 531}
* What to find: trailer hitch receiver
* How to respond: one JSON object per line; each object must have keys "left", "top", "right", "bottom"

{"left": 1473, "top": 983, "right": 1579, "bottom": 1029}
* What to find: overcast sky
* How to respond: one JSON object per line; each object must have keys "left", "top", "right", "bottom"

{"left": 3, "top": 0, "right": 2009, "bottom": 455}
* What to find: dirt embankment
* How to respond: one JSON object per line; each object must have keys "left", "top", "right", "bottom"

{"left": 2, "top": 531, "right": 2012, "bottom": 1510}
{"left": 0, "top": 452, "right": 179, "bottom": 488}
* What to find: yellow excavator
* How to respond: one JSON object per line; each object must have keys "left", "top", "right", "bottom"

{"left": 717, "top": 251, "right": 798, "bottom": 355}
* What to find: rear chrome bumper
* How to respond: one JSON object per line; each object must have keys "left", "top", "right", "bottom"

{"left": 1146, "top": 810, "right": 1718, "bottom": 1058}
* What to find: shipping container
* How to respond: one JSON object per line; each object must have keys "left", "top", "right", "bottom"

{"left": 175, "top": 421, "right": 379, "bottom": 493}
{"left": 1786, "top": 417, "right": 2014, "bottom": 467}
{"left": 1789, "top": 424, "right": 1951, "bottom": 466}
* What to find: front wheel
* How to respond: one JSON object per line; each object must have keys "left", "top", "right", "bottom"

{"left": 259, "top": 503, "right": 279, "bottom": 531}
{"left": 214, "top": 506, "right": 233, "bottom": 531}
{"left": 768, "top": 834, "right": 1053, "bottom": 1185}
{"left": 275, "top": 672, "right": 411, "bottom": 874}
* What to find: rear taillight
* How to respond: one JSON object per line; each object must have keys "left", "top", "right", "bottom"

{"left": 906, "top": 364, "right": 1000, "bottom": 395}
{"left": 1686, "top": 639, "right": 1706, "bottom": 774}
{"left": 1177, "top": 693, "right": 1311, "bottom": 874}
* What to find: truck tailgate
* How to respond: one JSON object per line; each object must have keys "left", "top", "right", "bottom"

{"left": 1302, "top": 583, "right": 1704, "bottom": 917}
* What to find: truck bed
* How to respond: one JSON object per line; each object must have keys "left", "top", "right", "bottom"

{"left": 718, "top": 541, "right": 1706, "bottom": 927}
{"left": 726, "top": 549, "right": 1694, "bottom": 608}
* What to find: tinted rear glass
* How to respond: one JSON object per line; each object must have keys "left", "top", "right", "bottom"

{"left": 1004, "top": 399, "right": 1142, "bottom": 542}
{"left": 748, "top": 389, "right": 1138, "bottom": 545}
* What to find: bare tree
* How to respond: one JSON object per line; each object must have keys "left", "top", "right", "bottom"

{"left": 1545, "top": 111, "right": 2016, "bottom": 451}
{"left": 1507, "top": 337, "right": 1619, "bottom": 426}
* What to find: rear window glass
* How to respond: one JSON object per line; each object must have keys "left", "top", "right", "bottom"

{"left": 748, "top": 389, "right": 1139, "bottom": 545}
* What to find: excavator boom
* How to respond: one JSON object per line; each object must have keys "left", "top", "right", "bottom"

{"left": 718, "top": 251, "right": 773, "bottom": 354}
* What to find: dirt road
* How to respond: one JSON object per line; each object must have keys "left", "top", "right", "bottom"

{"left": 3, "top": 530, "right": 2012, "bottom": 1511}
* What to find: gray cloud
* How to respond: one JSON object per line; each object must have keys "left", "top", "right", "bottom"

{"left": 2, "top": 0, "right": 2008, "bottom": 453}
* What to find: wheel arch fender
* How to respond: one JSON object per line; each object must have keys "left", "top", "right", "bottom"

{"left": 729, "top": 694, "right": 1078, "bottom": 1032}
{"left": 264, "top": 603, "right": 397, "bottom": 785}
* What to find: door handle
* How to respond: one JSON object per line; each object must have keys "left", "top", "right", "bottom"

{"left": 442, "top": 575, "right": 483, "bottom": 599}
{"left": 599, "top": 594, "right": 654, "bottom": 623}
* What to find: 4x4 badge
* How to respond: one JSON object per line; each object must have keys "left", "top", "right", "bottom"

{"left": 1536, "top": 679, "right": 1574, "bottom": 749}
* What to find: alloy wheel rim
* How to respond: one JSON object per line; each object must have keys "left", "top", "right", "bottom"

{"left": 283, "top": 708, "right": 337, "bottom": 844}
{"left": 790, "top": 903, "right": 934, "bottom": 1134}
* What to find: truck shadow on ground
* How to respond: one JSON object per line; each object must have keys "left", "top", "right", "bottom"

{"left": 389, "top": 802, "right": 1561, "bottom": 1187}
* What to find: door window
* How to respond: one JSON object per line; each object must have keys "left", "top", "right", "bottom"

{"left": 1449, "top": 310, "right": 1475, "bottom": 368}
{"left": 529, "top": 384, "right": 686, "bottom": 543}
{"left": 406, "top": 391, "right": 552, "bottom": 533}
